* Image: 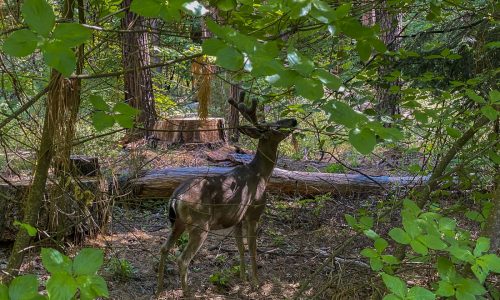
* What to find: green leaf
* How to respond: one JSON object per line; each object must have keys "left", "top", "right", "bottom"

{"left": 438, "top": 217, "right": 456, "bottom": 231}
{"left": 182, "top": 1, "right": 208, "bottom": 16}
{"left": 361, "top": 248, "right": 378, "bottom": 258}
{"left": 374, "top": 238, "right": 388, "bottom": 253}
{"left": 2, "top": 29, "right": 38, "bottom": 57}
{"left": 113, "top": 103, "right": 140, "bottom": 116}
{"left": 359, "top": 216, "right": 374, "bottom": 229}
{"left": 349, "top": 127, "right": 376, "bottom": 154}
{"left": 436, "top": 280, "right": 455, "bottom": 297}
{"left": 130, "top": 0, "right": 163, "bottom": 17}
{"left": 480, "top": 105, "right": 498, "bottom": 121}
{"left": 479, "top": 254, "right": 500, "bottom": 273}
{"left": 13, "top": 221, "right": 37, "bottom": 237}
{"left": 89, "top": 95, "right": 109, "bottom": 111}
{"left": 410, "top": 239, "right": 428, "bottom": 255}
{"left": 356, "top": 40, "right": 371, "bottom": 61}
{"left": 92, "top": 111, "right": 115, "bottom": 131}
{"left": 381, "top": 255, "right": 400, "bottom": 265}
{"left": 471, "top": 263, "right": 488, "bottom": 283}
{"left": 344, "top": 214, "right": 357, "bottom": 228}
{"left": 73, "top": 248, "right": 104, "bottom": 276}
{"left": 114, "top": 114, "right": 135, "bottom": 129}
{"left": 446, "top": 126, "right": 461, "bottom": 138}
{"left": 418, "top": 235, "right": 447, "bottom": 250}
{"left": 407, "top": 286, "right": 435, "bottom": 300}
{"left": 313, "top": 69, "right": 341, "bottom": 91}
{"left": 437, "top": 257, "right": 455, "bottom": 281}
{"left": 295, "top": 78, "right": 324, "bottom": 100}
{"left": 42, "top": 43, "right": 76, "bottom": 76}
{"left": 489, "top": 89, "right": 500, "bottom": 103}
{"left": 53, "top": 23, "right": 91, "bottom": 48}
{"left": 465, "top": 89, "right": 485, "bottom": 104}
{"left": 76, "top": 275, "right": 109, "bottom": 299}
{"left": 9, "top": 275, "right": 40, "bottom": 300}
{"left": 473, "top": 237, "right": 490, "bottom": 257}
{"left": 381, "top": 273, "right": 407, "bottom": 297}
{"left": 216, "top": 0, "right": 236, "bottom": 11}
{"left": 215, "top": 47, "right": 244, "bottom": 71}
{"left": 448, "top": 245, "right": 475, "bottom": 263}
{"left": 266, "top": 70, "right": 300, "bottom": 88}
{"left": 0, "top": 284, "right": 8, "bottom": 300}
{"left": 370, "top": 257, "right": 383, "bottom": 271}
{"left": 287, "top": 50, "right": 315, "bottom": 76}
{"left": 388, "top": 228, "right": 411, "bottom": 245}
{"left": 456, "top": 278, "right": 486, "bottom": 296}
{"left": 41, "top": 248, "right": 72, "bottom": 274}
{"left": 325, "top": 100, "right": 368, "bottom": 128}
{"left": 402, "top": 199, "right": 421, "bottom": 216}
{"left": 21, "top": 0, "right": 55, "bottom": 37}
{"left": 465, "top": 210, "right": 485, "bottom": 222}
{"left": 363, "top": 229, "right": 379, "bottom": 239}
{"left": 202, "top": 38, "right": 226, "bottom": 56}
{"left": 47, "top": 273, "right": 78, "bottom": 300}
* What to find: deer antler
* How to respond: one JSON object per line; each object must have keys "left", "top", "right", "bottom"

{"left": 228, "top": 91, "right": 259, "bottom": 126}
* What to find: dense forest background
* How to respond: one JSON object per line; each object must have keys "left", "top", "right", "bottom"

{"left": 0, "top": 0, "right": 498, "bottom": 299}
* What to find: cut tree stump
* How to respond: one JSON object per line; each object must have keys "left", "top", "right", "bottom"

{"left": 128, "top": 166, "right": 429, "bottom": 199}
{"left": 153, "top": 117, "right": 226, "bottom": 144}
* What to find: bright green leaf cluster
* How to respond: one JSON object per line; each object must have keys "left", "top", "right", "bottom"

{"left": 0, "top": 248, "right": 108, "bottom": 300}
{"left": 89, "top": 95, "right": 141, "bottom": 131}
{"left": 2, "top": 0, "right": 91, "bottom": 76}
{"left": 130, "top": 0, "right": 208, "bottom": 21}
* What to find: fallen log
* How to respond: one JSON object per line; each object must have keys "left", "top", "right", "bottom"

{"left": 130, "top": 166, "right": 428, "bottom": 198}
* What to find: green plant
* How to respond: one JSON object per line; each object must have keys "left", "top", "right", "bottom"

{"left": 346, "top": 199, "right": 500, "bottom": 300}
{"left": 106, "top": 257, "right": 134, "bottom": 281}
{"left": 324, "top": 163, "right": 345, "bottom": 173}
{"left": 177, "top": 232, "right": 189, "bottom": 251}
{"left": 0, "top": 248, "right": 109, "bottom": 299}
{"left": 209, "top": 265, "right": 240, "bottom": 288}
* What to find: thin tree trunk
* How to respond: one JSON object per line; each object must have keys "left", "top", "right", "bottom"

{"left": 375, "top": 1, "right": 403, "bottom": 118}
{"left": 4, "top": 0, "right": 85, "bottom": 280}
{"left": 228, "top": 84, "right": 240, "bottom": 143}
{"left": 121, "top": 0, "right": 156, "bottom": 137}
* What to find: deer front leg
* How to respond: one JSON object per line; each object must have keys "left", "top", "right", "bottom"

{"left": 247, "top": 219, "right": 260, "bottom": 286}
{"left": 233, "top": 223, "right": 247, "bottom": 280}
{"left": 177, "top": 225, "right": 209, "bottom": 295}
{"left": 157, "top": 221, "right": 185, "bottom": 295}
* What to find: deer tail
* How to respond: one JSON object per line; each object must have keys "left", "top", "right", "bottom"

{"left": 168, "top": 198, "right": 177, "bottom": 225}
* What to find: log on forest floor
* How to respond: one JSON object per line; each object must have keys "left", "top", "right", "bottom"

{"left": 129, "top": 166, "right": 429, "bottom": 199}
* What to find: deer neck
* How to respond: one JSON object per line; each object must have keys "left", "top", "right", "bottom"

{"left": 248, "top": 139, "right": 279, "bottom": 179}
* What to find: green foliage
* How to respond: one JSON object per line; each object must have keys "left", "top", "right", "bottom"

{"left": 13, "top": 221, "right": 37, "bottom": 237}
{"left": 352, "top": 199, "right": 500, "bottom": 299}
{"left": 324, "top": 163, "right": 345, "bottom": 173}
{"left": 2, "top": 30, "right": 39, "bottom": 57}
{"left": 0, "top": 248, "right": 108, "bottom": 300}
{"left": 209, "top": 265, "right": 240, "bottom": 288}
{"left": 88, "top": 95, "right": 140, "bottom": 131}
{"left": 106, "top": 258, "right": 134, "bottom": 281}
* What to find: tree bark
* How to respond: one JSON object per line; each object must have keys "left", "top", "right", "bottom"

{"left": 375, "top": 1, "right": 403, "bottom": 118}
{"left": 228, "top": 84, "right": 240, "bottom": 143}
{"left": 121, "top": 0, "right": 156, "bottom": 137}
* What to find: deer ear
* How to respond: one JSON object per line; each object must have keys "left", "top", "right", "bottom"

{"left": 238, "top": 126, "right": 263, "bottom": 139}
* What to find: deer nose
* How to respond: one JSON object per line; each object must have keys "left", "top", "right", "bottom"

{"left": 276, "top": 118, "right": 298, "bottom": 128}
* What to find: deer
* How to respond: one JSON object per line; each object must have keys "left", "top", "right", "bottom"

{"left": 156, "top": 95, "right": 297, "bottom": 295}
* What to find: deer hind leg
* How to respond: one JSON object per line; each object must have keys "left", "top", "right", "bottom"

{"left": 157, "top": 220, "right": 186, "bottom": 294}
{"left": 247, "top": 219, "right": 260, "bottom": 286}
{"left": 177, "top": 224, "right": 209, "bottom": 294}
{"left": 233, "top": 223, "right": 247, "bottom": 280}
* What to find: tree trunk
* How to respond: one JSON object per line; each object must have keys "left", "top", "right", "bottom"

{"left": 121, "top": 0, "right": 156, "bottom": 137}
{"left": 375, "top": 1, "right": 403, "bottom": 118}
{"left": 483, "top": 174, "right": 500, "bottom": 252}
{"left": 228, "top": 84, "right": 240, "bottom": 143}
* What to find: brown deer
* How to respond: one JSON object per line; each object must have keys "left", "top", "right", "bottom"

{"left": 156, "top": 96, "right": 297, "bottom": 295}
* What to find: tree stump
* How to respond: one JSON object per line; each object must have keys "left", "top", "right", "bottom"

{"left": 153, "top": 117, "right": 226, "bottom": 144}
